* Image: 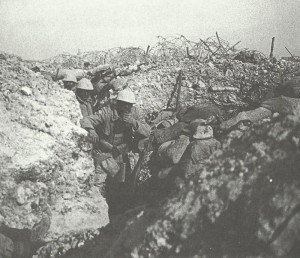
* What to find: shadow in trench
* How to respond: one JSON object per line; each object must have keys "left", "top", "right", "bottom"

{"left": 0, "top": 225, "right": 46, "bottom": 258}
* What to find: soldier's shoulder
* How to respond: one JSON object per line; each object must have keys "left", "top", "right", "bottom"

{"left": 95, "top": 103, "right": 113, "bottom": 114}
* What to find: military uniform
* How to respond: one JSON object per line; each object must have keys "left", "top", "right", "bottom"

{"left": 80, "top": 103, "right": 150, "bottom": 216}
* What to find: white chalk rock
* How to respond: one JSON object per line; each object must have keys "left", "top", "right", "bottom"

{"left": 20, "top": 86, "right": 32, "bottom": 96}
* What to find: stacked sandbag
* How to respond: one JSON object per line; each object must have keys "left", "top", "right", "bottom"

{"left": 150, "top": 105, "right": 222, "bottom": 180}
{"left": 55, "top": 68, "right": 86, "bottom": 81}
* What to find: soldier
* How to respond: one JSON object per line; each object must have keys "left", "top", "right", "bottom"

{"left": 80, "top": 88, "right": 150, "bottom": 218}
{"left": 76, "top": 78, "right": 94, "bottom": 117}
{"left": 92, "top": 77, "right": 128, "bottom": 112}
{"left": 179, "top": 119, "right": 221, "bottom": 177}
{"left": 220, "top": 73, "right": 300, "bottom": 130}
{"left": 62, "top": 72, "right": 77, "bottom": 91}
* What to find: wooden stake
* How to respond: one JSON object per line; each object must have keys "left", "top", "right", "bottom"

{"left": 270, "top": 37, "right": 275, "bottom": 58}
{"left": 285, "top": 46, "right": 294, "bottom": 58}
{"left": 216, "top": 32, "right": 226, "bottom": 53}
{"left": 175, "top": 70, "right": 183, "bottom": 113}
{"left": 227, "top": 41, "right": 241, "bottom": 52}
{"left": 146, "top": 45, "right": 150, "bottom": 55}
{"left": 200, "top": 39, "right": 215, "bottom": 55}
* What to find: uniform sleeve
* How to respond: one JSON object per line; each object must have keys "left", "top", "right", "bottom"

{"left": 79, "top": 103, "right": 90, "bottom": 118}
{"left": 134, "top": 120, "right": 151, "bottom": 138}
{"left": 132, "top": 107, "right": 151, "bottom": 138}
{"left": 80, "top": 107, "right": 108, "bottom": 131}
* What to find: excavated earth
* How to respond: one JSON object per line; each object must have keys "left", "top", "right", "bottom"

{"left": 0, "top": 53, "right": 108, "bottom": 256}
{"left": 1, "top": 48, "right": 300, "bottom": 258}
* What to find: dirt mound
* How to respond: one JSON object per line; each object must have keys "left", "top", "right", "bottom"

{"left": 1, "top": 35, "right": 300, "bottom": 257}
{"left": 60, "top": 109, "right": 300, "bottom": 258}
{"left": 0, "top": 52, "right": 108, "bottom": 245}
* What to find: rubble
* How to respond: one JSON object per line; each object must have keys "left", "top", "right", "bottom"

{"left": 59, "top": 108, "right": 300, "bottom": 258}
{"left": 20, "top": 86, "right": 32, "bottom": 96}
{"left": 0, "top": 52, "right": 109, "bottom": 251}
{"left": 1, "top": 34, "right": 300, "bottom": 257}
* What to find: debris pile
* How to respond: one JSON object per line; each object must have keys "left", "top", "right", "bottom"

{"left": 0, "top": 52, "right": 109, "bottom": 249}
{"left": 1, "top": 34, "right": 300, "bottom": 258}
{"left": 60, "top": 108, "right": 300, "bottom": 258}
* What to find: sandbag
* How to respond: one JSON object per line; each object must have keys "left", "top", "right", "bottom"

{"left": 40, "top": 71, "right": 53, "bottom": 81}
{"left": 90, "top": 64, "right": 111, "bottom": 75}
{"left": 74, "top": 69, "right": 85, "bottom": 80}
{"left": 178, "top": 138, "right": 221, "bottom": 178}
{"left": 55, "top": 69, "right": 84, "bottom": 81}
{"left": 151, "top": 110, "right": 174, "bottom": 125}
{"left": 260, "top": 96, "right": 300, "bottom": 115}
{"left": 55, "top": 69, "right": 74, "bottom": 80}
{"left": 188, "top": 138, "right": 221, "bottom": 164}
{"left": 177, "top": 103, "right": 222, "bottom": 123}
{"left": 156, "top": 117, "right": 178, "bottom": 129}
{"left": 157, "top": 135, "right": 190, "bottom": 164}
{"left": 153, "top": 122, "right": 188, "bottom": 144}
{"left": 100, "top": 157, "right": 120, "bottom": 177}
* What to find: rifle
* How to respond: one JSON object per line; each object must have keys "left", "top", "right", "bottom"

{"left": 166, "top": 70, "right": 183, "bottom": 116}
{"left": 131, "top": 133, "right": 155, "bottom": 191}
{"left": 174, "top": 70, "right": 183, "bottom": 115}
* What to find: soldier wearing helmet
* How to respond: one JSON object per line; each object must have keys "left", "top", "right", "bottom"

{"left": 80, "top": 88, "right": 150, "bottom": 218}
{"left": 92, "top": 77, "right": 128, "bottom": 112}
{"left": 76, "top": 78, "right": 94, "bottom": 117}
{"left": 62, "top": 72, "right": 77, "bottom": 91}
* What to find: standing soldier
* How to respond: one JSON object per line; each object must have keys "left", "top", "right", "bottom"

{"left": 80, "top": 88, "right": 150, "bottom": 218}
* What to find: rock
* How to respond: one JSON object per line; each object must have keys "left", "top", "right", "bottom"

{"left": 270, "top": 212, "right": 300, "bottom": 257}
{"left": 225, "top": 69, "right": 234, "bottom": 77}
{"left": 207, "top": 62, "right": 214, "bottom": 68}
{"left": 68, "top": 110, "right": 300, "bottom": 258}
{"left": 185, "top": 80, "right": 193, "bottom": 88}
{"left": 16, "top": 186, "right": 26, "bottom": 205}
{"left": 0, "top": 52, "right": 108, "bottom": 250}
{"left": 210, "top": 86, "right": 239, "bottom": 92}
{"left": 20, "top": 86, "right": 32, "bottom": 96}
{"left": 63, "top": 193, "right": 73, "bottom": 200}
{"left": 1, "top": 37, "right": 300, "bottom": 258}
{"left": 198, "top": 80, "right": 206, "bottom": 88}
{"left": 0, "top": 53, "right": 7, "bottom": 60}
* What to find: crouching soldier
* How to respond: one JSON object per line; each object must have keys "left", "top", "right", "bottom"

{"left": 144, "top": 119, "right": 221, "bottom": 202}
{"left": 80, "top": 88, "right": 150, "bottom": 218}
{"left": 178, "top": 119, "right": 221, "bottom": 178}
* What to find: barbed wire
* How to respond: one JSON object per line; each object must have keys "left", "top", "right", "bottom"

{"left": 42, "top": 34, "right": 287, "bottom": 70}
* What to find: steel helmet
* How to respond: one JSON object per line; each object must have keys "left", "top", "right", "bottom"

{"left": 62, "top": 72, "right": 77, "bottom": 83}
{"left": 77, "top": 78, "right": 94, "bottom": 90}
{"left": 109, "top": 78, "right": 128, "bottom": 91}
{"left": 116, "top": 88, "right": 136, "bottom": 104}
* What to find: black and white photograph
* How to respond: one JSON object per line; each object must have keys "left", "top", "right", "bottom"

{"left": 0, "top": 0, "right": 300, "bottom": 257}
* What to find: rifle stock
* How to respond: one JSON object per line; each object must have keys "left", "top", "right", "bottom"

{"left": 131, "top": 133, "right": 154, "bottom": 191}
